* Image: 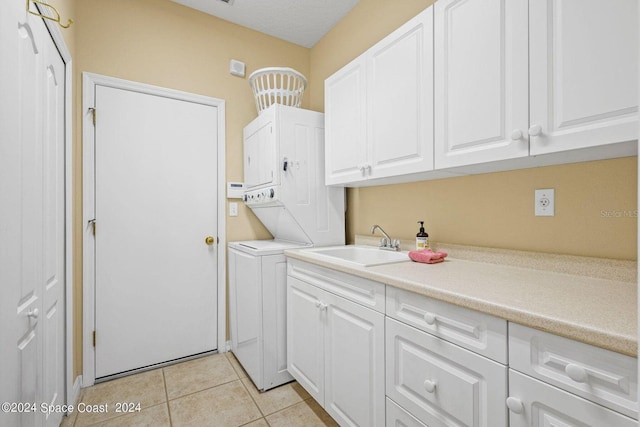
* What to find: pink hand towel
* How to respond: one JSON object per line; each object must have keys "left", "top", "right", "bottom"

{"left": 408, "top": 248, "right": 448, "bottom": 264}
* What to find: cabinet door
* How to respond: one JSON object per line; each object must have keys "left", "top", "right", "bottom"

{"left": 324, "top": 55, "right": 367, "bottom": 185}
{"left": 434, "top": 0, "right": 529, "bottom": 168}
{"left": 324, "top": 291, "right": 385, "bottom": 427}
{"left": 508, "top": 370, "right": 636, "bottom": 427}
{"left": 529, "top": 0, "right": 638, "bottom": 155}
{"left": 286, "top": 277, "right": 325, "bottom": 405}
{"left": 367, "top": 7, "right": 434, "bottom": 179}
{"left": 261, "top": 254, "right": 294, "bottom": 390}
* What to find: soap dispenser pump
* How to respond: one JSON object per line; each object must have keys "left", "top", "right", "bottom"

{"left": 416, "top": 221, "right": 429, "bottom": 250}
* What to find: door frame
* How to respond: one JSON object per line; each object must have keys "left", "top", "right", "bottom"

{"left": 40, "top": 16, "right": 76, "bottom": 407}
{"left": 81, "top": 73, "right": 227, "bottom": 386}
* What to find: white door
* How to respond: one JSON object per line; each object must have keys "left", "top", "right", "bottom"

{"left": 0, "top": 2, "right": 66, "bottom": 426}
{"left": 324, "top": 55, "right": 368, "bottom": 185}
{"left": 93, "top": 84, "right": 218, "bottom": 378}
{"left": 324, "top": 291, "right": 385, "bottom": 427}
{"left": 287, "top": 277, "right": 325, "bottom": 405}
{"left": 368, "top": 7, "right": 434, "bottom": 180}
{"left": 528, "top": 0, "right": 638, "bottom": 155}
{"left": 434, "top": 0, "right": 529, "bottom": 169}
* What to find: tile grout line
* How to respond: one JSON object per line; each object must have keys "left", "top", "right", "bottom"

{"left": 162, "top": 368, "right": 173, "bottom": 427}
{"left": 238, "top": 376, "right": 267, "bottom": 420}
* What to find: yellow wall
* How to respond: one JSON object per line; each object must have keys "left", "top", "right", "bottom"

{"left": 310, "top": 0, "right": 638, "bottom": 260}
{"left": 70, "top": 0, "right": 310, "bottom": 378}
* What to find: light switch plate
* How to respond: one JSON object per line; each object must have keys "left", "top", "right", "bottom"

{"left": 229, "top": 202, "right": 238, "bottom": 217}
{"left": 535, "top": 188, "right": 555, "bottom": 217}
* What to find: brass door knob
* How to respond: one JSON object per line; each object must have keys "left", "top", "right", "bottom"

{"left": 205, "top": 236, "right": 215, "bottom": 245}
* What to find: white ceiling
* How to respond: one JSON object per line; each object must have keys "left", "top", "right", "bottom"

{"left": 171, "top": 0, "right": 360, "bottom": 48}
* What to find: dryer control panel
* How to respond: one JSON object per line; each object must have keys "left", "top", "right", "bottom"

{"left": 243, "top": 186, "right": 279, "bottom": 206}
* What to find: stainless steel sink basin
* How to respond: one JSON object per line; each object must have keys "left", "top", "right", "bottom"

{"left": 307, "top": 245, "right": 410, "bottom": 267}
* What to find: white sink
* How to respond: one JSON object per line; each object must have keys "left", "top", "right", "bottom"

{"left": 308, "top": 245, "right": 410, "bottom": 267}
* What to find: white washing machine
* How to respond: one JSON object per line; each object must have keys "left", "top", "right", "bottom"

{"left": 229, "top": 105, "right": 345, "bottom": 391}
{"left": 228, "top": 239, "right": 309, "bottom": 391}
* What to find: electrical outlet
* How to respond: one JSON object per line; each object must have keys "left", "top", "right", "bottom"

{"left": 535, "top": 189, "right": 555, "bottom": 217}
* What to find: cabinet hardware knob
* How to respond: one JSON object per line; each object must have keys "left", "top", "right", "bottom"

{"left": 510, "top": 129, "right": 523, "bottom": 140}
{"left": 315, "top": 301, "right": 327, "bottom": 311}
{"left": 528, "top": 124, "right": 542, "bottom": 137}
{"left": 506, "top": 397, "right": 524, "bottom": 414}
{"left": 423, "top": 379, "right": 437, "bottom": 393}
{"left": 565, "top": 363, "right": 588, "bottom": 383}
{"left": 27, "top": 308, "right": 39, "bottom": 319}
{"left": 423, "top": 312, "right": 437, "bottom": 325}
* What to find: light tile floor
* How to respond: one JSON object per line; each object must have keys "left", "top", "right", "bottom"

{"left": 61, "top": 352, "right": 338, "bottom": 427}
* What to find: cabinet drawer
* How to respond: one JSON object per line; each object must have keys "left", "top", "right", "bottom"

{"left": 287, "top": 259, "right": 385, "bottom": 313}
{"left": 508, "top": 370, "right": 636, "bottom": 427}
{"left": 509, "top": 323, "right": 638, "bottom": 419}
{"left": 386, "top": 318, "right": 507, "bottom": 427}
{"left": 386, "top": 398, "right": 427, "bottom": 427}
{"left": 386, "top": 286, "right": 507, "bottom": 363}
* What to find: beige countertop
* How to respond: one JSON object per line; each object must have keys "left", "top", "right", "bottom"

{"left": 284, "top": 245, "right": 638, "bottom": 357}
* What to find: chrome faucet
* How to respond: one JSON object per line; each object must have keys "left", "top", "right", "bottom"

{"left": 370, "top": 224, "right": 400, "bottom": 251}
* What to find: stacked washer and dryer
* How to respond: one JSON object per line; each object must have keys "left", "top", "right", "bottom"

{"left": 228, "top": 103, "right": 345, "bottom": 391}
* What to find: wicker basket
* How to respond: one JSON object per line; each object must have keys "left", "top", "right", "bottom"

{"left": 249, "top": 67, "right": 307, "bottom": 114}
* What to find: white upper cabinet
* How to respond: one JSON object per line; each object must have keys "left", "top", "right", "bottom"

{"left": 434, "top": 0, "right": 529, "bottom": 169}
{"left": 367, "top": 7, "right": 434, "bottom": 180}
{"left": 325, "top": 56, "right": 367, "bottom": 185}
{"left": 435, "top": 0, "right": 638, "bottom": 169}
{"left": 325, "top": 7, "right": 434, "bottom": 185}
{"left": 528, "top": 0, "right": 638, "bottom": 155}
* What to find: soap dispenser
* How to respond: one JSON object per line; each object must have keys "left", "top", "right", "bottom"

{"left": 416, "top": 221, "right": 429, "bottom": 250}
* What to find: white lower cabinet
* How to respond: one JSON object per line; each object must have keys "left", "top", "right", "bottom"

{"left": 507, "top": 323, "right": 637, "bottom": 426}
{"left": 287, "top": 273, "right": 385, "bottom": 426}
{"left": 508, "top": 370, "right": 636, "bottom": 427}
{"left": 386, "top": 317, "right": 507, "bottom": 426}
{"left": 286, "top": 258, "right": 638, "bottom": 426}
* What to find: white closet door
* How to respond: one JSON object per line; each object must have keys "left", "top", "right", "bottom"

{"left": 0, "top": 3, "right": 66, "bottom": 426}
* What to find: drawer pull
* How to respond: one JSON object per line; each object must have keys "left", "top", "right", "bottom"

{"left": 565, "top": 363, "right": 588, "bottom": 383}
{"left": 423, "top": 379, "right": 437, "bottom": 393}
{"left": 506, "top": 397, "right": 524, "bottom": 414}
{"left": 423, "top": 312, "right": 437, "bottom": 325}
